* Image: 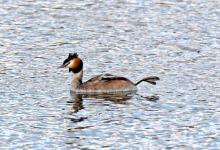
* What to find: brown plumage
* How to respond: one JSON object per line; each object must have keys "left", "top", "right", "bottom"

{"left": 79, "top": 74, "right": 137, "bottom": 92}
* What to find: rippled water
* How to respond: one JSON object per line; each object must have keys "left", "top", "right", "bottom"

{"left": 0, "top": 0, "right": 220, "bottom": 149}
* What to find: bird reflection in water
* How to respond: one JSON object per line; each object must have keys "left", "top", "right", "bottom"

{"left": 69, "top": 91, "right": 159, "bottom": 113}
{"left": 69, "top": 91, "right": 135, "bottom": 113}
{"left": 67, "top": 92, "right": 159, "bottom": 123}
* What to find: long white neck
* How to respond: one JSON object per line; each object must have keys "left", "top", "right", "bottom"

{"left": 71, "top": 70, "right": 83, "bottom": 89}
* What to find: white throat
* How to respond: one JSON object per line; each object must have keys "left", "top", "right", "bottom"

{"left": 71, "top": 70, "right": 83, "bottom": 89}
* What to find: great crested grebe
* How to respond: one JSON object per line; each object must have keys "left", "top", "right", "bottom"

{"left": 59, "top": 53, "right": 159, "bottom": 94}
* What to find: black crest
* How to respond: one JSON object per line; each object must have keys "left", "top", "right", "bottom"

{"left": 63, "top": 53, "right": 78, "bottom": 65}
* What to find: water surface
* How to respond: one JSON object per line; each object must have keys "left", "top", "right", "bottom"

{"left": 0, "top": 0, "right": 219, "bottom": 149}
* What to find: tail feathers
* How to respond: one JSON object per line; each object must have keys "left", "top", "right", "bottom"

{"left": 135, "top": 76, "right": 160, "bottom": 86}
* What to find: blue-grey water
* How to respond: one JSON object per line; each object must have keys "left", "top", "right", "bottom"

{"left": 0, "top": 0, "right": 219, "bottom": 149}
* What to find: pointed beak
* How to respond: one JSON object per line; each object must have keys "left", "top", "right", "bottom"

{"left": 58, "top": 64, "right": 66, "bottom": 69}
{"left": 58, "top": 61, "right": 70, "bottom": 69}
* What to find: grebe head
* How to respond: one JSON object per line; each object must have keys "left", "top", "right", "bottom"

{"left": 59, "top": 53, "right": 83, "bottom": 73}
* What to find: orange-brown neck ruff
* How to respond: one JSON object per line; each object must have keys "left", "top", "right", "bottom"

{"left": 69, "top": 58, "right": 83, "bottom": 73}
